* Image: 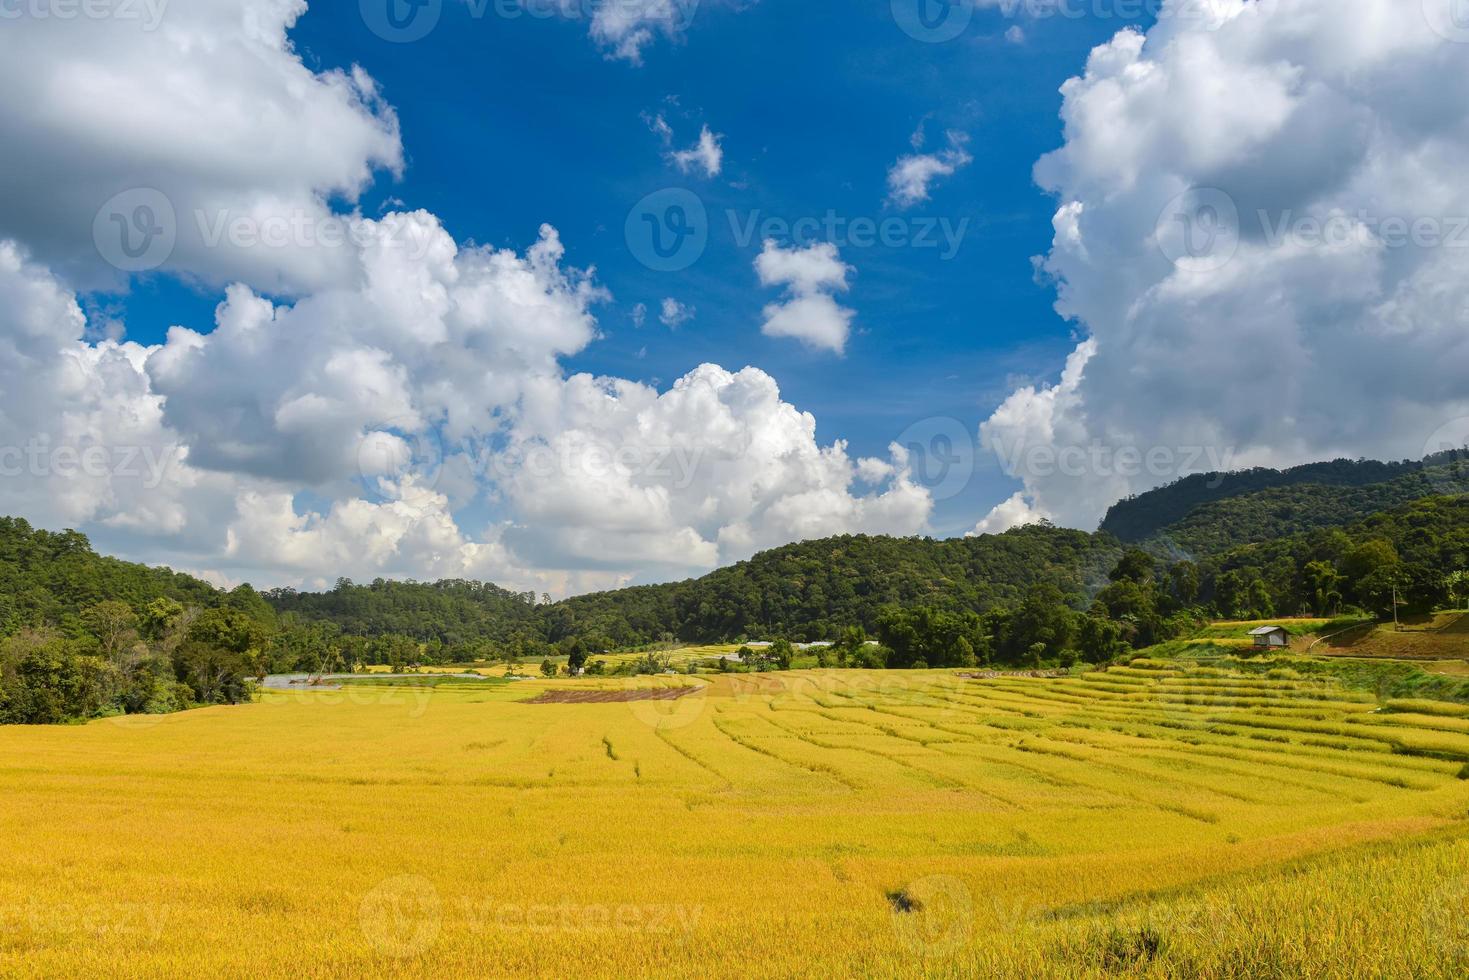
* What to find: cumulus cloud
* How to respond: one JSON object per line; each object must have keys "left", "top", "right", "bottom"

{"left": 0, "top": 0, "right": 403, "bottom": 295}
{"left": 582, "top": 0, "right": 703, "bottom": 64}
{"left": 979, "top": 0, "right": 1469, "bottom": 531}
{"left": 496, "top": 364, "right": 931, "bottom": 573}
{"left": 671, "top": 125, "right": 724, "bottom": 177}
{"left": 0, "top": 0, "right": 929, "bottom": 595}
{"left": 969, "top": 492, "right": 1048, "bottom": 537}
{"left": 659, "top": 297, "right": 695, "bottom": 328}
{"left": 887, "top": 130, "right": 972, "bottom": 208}
{"left": 755, "top": 240, "right": 856, "bottom": 354}
{"left": 648, "top": 114, "right": 724, "bottom": 177}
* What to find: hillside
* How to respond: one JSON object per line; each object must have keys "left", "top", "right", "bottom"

{"left": 552, "top": 525, "right": 1122, "bottom": 645}
{"left": 264, "top": 578, "right": 543, "bottom": 648}
{"left": 1101, "top": 450, "right": 1469, "bottom": 551}
{"left": 0, "top": 516, "right": 224, "bottom": 636}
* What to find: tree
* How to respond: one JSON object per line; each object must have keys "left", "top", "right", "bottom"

{"left": 540, "top": 659, "right": 557, "bottom": 678}
{"left": 1077, "top": 615, "right": 1128, "bottom": 664}
{"left": 561, "top": 637, "right": 588, "bottom": 674}
{"left": 83, "top": 601, "right": 138, "bottom": 666}
{"left": 1168, "top": 561, "right": 1200, "bottom": 606}
{"left": 769, "top": 638, "right": 794, "bottom": 671}
{"left": 1302, "top": 561, "right": 1343, "bottom": 617}
{"left": 1109, "top": 549, "right": 1156, "bottom": 585}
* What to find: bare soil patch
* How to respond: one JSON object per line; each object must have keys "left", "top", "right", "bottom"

{"left": 526, "top": 687, "right": 702, "bottom": 704}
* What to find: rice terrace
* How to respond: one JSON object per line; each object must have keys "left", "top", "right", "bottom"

{"left": 3, "top": 626, "right": 1468, "bottom": 977}
{"left": 7, "top": 0, "right": 1469, "bottom": 977}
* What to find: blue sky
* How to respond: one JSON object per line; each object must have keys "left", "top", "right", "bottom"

{"left": 17, "top": 0, "right": 1450, "bottom": 595}
{"left": 106, "top": 2, "right": 1149, "bottom": 541}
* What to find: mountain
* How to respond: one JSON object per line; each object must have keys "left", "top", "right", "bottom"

{"left": 0, "top": 517, "right": 223, "bottom": 636}
{"left": 1101, "top": 450, "right": 1469, "bottom": 553}
{"left": 264, "top": 578, "right": 543, "bottom": 648}
{"left": 551, "top": 525, "right": 1122, "bottom": 646}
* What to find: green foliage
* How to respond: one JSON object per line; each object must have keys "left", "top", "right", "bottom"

{"left": 1100, "top": 451, "right": 1469, "bottom": 546}
{"left": 1203, "top": 497, "right": 1469, "bottom": 619}
{"left": 264, "top": 577, "right": 542, "bottom": 648}
{"left": 553, "top": 526, "right": 1120, "bottom": 646}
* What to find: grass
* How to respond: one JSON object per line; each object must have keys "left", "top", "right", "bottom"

{"left": 1, "top": 664, "right": 1467, "bottom": 977}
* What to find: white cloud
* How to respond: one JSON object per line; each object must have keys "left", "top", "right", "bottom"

{"left": 649, "top": 114, "right": 724, "bottom": 178}
{"left": 969, "top": 492, "right": 1048, "bottom": 537}
{"left": 981, "top": 0, "right": 1469, "bottom": 530}
{"left": 887, "top": 131, "right": 972, "bottom": 208}
{"left": 671, "top": 125, "right": 724, "bottom": 177}
{"left": 0, "top": 0, "right": 403, "bottom": 296}
{"left": 496, "top": 364, "right": 932, "bottom": 574}
{"left": 659, "top": 297, "right": 695, "bottom": 328}
{"left": 755, "top": 240, "right": 856, "bottom": 354}
{"left": 0, "top": 1, "right": 932, "bottom": 595}
{"left": 581, "top": 0, "right": 703, "bottom": 64}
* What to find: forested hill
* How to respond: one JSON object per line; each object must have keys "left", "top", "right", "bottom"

{"left": 0, "top": 517, "right": 223, "bottom": 636}
{"left": 1100, "top": 450, "right": 1469, "bottom": 550}
{"left": 264, "top": 578, "right": 542, "bottom": 647}
{"left": 551, "top": 526, "right": 1122, "bottom": 646}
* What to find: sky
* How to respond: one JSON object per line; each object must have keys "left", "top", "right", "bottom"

{"left": 2, "top": 0, "right": 1468, "bottom": 595}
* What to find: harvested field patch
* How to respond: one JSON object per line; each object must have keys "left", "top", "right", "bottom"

{"left": 527, "top": 687, "right": 704, "bottom": 704}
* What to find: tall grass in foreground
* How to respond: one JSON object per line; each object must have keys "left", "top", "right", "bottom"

{"left": 0, "top": 665, "right": 1465, "bottom": 977}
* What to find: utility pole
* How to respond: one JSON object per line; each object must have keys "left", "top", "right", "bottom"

{"left": 1392, "top": 583, "right": 1401, "bottom": 632}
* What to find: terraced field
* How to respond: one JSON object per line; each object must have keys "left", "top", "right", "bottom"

{"left": 0, "top": 664, "right": 1466, "bottom": 977}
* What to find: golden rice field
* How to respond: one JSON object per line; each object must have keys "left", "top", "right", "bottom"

{"left": 1, "top": 663, "right": 1467, "bottom": 978}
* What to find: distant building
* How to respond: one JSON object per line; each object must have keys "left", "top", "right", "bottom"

{"left": 1249, "top": 626, "right": 1290, "bottom": 649}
